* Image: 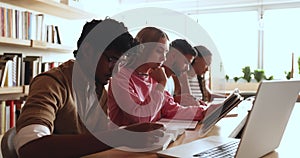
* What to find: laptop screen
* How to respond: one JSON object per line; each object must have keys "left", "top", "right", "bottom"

{"left": 157, "top": 80, "right": 300, "bottom": 158}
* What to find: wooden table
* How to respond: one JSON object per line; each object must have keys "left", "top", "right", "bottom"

{"left": 83, "top": 101, "right": 300, "bottom": 158}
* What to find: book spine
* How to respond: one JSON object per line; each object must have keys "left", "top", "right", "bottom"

{"left": 0, "top": 61, "right": 8, "bottom": 87}
{"left": 3, "top": 7, "right": 7, "bottom": 37}
{"left": 7, "top": 100, "right": 15, "bottom": 128}
{"left": 5, "top": 103, "right": 9, "bottom": 131}
{"left": 23, "top": 56, "right": 42, "bottom": 84}
{"left": 0, "top": 7, "right": 4, "bottom": 37}
{"left": 0, "top": 100, "right": 6, "bottom": 135}
{"left": 55, "top": 25, "right": 61, "bottom": 44}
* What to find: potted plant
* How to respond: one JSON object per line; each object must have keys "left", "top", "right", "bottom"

{"left": 285, "top": 71, "right": 292, "bottom": 80}
{"left": 226, "top": 66, "right": 274, "bottom": 92}
{"left": 225, "top": 74, "right": 229, "bottom": 82}
{"left": 253, "top": 69, "right": 265, "bottom": 82}
{"left": 242, "top": 66, "right": 252, "bottom": 82}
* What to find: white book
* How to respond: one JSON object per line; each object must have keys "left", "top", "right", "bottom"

{"left": 35, "top": 14, "right": 44, "bottom": 41}
{"left": 29, "top": 12, "right": 36, "bottom": 40}
{"left": 156, "top": 118, "right": 198, "bottom": 130}
{"left": 5, "top": 59, "right": 13, "bottom": 87}
{"left": 22, "top": 11, "right": 26, "bottom": 40}
{"left": 17, "top": 10, "right": 22, "bottom": 40}
{"left": 12, "top": 8, "right": 16, "bottom": 39}
{"left": 4, "top": 53, "right": 23, "bottom": 86}
{"left": 0, "top": 58, "right": 13, "bottom": 87}
{"left": 2, "top": 54, "right": 19, "bottom": 86}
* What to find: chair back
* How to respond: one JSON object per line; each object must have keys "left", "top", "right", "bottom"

{"left": 1, "top": 127, "right": 18, "bottom": 158}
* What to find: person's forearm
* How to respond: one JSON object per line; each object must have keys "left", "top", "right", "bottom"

{"left": 18, "top": 133, "right": 112, "bottom": 158}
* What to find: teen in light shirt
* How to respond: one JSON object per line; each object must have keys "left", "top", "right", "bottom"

{"left": 107, "top": 27, "right": 215, "bottom": 127}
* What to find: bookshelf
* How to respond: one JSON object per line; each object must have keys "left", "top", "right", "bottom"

{"left": 0, "top": 85, "right": 29, "bottom": 101}
{"left": 0, "top": 0, "right": 95, "bottom": 99}
{"left": 0, "top": 0, "right": 93, "bottom": 53}
{"left": 0, "top": 0, "right": 95, "bottom": 136}
{"left": 0, "top": 37, "right": 30, "bottom": 47}
{"left": 0, "top": 0, "right": 95, "bottom": 19}
{"left": 0, "top": 37, "right": 73, "bottom": 52}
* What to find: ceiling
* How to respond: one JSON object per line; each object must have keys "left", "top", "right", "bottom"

{"left": 118, "top": 0, "right": 300, "bottom": 14}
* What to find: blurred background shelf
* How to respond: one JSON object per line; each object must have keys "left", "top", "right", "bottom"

{"left": 0, "top": 0, "right": 95, "bottom": 19}
{"left": 0, "top": 85, "right": 29, "bottom": 101}
{"left": 0, "top": 37, "right": 72, "bottom": 52}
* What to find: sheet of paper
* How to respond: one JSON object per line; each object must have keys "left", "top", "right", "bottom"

{"left": 156, "top": 118, "right": 198, "bottom": 130}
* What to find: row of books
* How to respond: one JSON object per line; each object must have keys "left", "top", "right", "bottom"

{"left": 0, "top": 53, "right": 62, "bottom": 87}
{"left": 0, "top": 100, "right": 24, "bottom": 135}
{"left": 0, "top": 6, "right": 61, "bottom": 44}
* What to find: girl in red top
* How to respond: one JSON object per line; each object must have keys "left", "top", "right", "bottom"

{"left": 108, "top": 27, "right": 213, "bottom": 126}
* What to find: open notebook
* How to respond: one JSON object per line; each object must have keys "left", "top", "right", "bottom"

{"left": 199, "top": 88, "right": 243, "bottom": 135}
{"left": 117, "top": 89, "right": 242, "bottom": 152}
{"left": 155, "top": 90, "right": 242, "bottom": 150}
{"left": 157, "top": 80, "right": 300, "bottom": 158}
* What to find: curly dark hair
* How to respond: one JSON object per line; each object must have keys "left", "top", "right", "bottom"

{"left": 73, "top": 18, "right": 135, "bottom": 58}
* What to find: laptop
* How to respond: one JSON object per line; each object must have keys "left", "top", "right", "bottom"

{"left": 157, "top": 80, "right": 300, "bottom": 158}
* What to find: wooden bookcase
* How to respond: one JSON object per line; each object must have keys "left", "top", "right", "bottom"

{"left": 0, "top": 37, "right": 73, "bottom": 52}
{"left": 0, "top": 0, "right": 95, "bottom": 19}
{"left": 0, "top": 85, "right": 28, "bottom": 101}
{"left": 0, "top": 0, "right": 95, "bottom": 100}
{"left": 0, "top": 0, "right": 95, "bottom": 137}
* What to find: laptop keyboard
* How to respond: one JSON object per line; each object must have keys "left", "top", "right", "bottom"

{"left": 193, "top": 141, "right": 239, "bottom": 158}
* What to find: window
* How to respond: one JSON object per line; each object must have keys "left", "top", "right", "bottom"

{"left": 190, "top": 11, "right": 258, "bottom": 80}
{"left": 264, "top": 8, "right": 300, "bottom": 79}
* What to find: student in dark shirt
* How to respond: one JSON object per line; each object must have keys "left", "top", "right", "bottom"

{"left": 14, "top": 18, "right": 164, "bottom": 158}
